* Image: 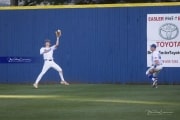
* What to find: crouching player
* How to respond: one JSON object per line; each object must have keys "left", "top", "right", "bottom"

{"left": 146, "top": 44, "right": 163, "bottom": 88}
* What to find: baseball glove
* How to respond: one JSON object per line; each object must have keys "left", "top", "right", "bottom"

{"left": 56, "top": 29, "right": 61, "bottom": 37}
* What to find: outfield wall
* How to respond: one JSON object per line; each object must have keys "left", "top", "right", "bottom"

{"left": 0, "top": 3, "right": 180, "bottom": 84}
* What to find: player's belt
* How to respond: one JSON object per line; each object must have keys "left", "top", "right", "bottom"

{"left": 44, "top": 59, "right": 53, "bottom": 61}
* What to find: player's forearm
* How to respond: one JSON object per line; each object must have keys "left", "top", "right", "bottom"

{"left": 55, "top": 37, "right": 60, "bottom": 47}
{"left": 55, "top": 29, "right": 61, "bottom": 47}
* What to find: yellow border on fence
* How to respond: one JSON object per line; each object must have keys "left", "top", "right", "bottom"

{"left": 0, "top": 2, "right": 180, "bottom": 10}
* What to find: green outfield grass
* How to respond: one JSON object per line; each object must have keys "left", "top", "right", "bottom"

{"left": 0, "top": 84, "right": 179, "bottom": 120}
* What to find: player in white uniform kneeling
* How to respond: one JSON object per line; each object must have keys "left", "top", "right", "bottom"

{"left": 33, "top": 30, "right": 69, "bottom": 88}
{"left": 146, "top": 44, "right": 163, "bottom": 88}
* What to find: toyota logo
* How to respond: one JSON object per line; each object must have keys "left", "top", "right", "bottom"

{"left": 159, "top": 23, "right": 179, "bottom": 40}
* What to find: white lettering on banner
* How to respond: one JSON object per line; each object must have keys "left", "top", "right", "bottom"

{"left": 147, "top": 14, "right": 180, "bottom": 67}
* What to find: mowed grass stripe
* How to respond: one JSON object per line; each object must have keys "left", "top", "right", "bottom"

{"left": 0, "top": 94, "right": 179, "bottom": 106}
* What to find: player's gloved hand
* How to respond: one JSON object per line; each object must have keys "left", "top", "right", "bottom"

{"left": 55, "top": 30, "right": 61, "bottom": 38}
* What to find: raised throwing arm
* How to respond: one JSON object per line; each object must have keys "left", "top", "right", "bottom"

{"left": 55, "top": 29, "right": 61, "bottom": 47}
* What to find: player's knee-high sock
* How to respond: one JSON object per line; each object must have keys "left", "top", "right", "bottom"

{"left": 59, "top": 71, "right": 65, "bottom": 81}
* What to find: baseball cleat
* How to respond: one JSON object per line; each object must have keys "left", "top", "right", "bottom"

{"left": 33, "top": 83, "right": 38, "bottom": 88}
{"left": 60, "top": 81, "right": 69, "bottom": 85}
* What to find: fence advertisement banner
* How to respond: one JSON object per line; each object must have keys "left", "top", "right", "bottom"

{"left": 147, "top": 14, "right": 180, "bottom": 67}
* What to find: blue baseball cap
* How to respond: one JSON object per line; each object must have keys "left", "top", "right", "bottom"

{"left": 150, "top": 44, "right": 156, "bottom": 48}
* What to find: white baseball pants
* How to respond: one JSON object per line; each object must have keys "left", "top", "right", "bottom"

{"left": 146, "top": 65, "right": 163, "bottom": 77}
{"left": 35, "top": 60, "right": 65, "bottom": 84}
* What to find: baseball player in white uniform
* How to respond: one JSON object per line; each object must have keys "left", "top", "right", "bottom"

{"left": 146, "top": 44, "right": 163, "bottom": 88}
{"left": 33, "top": 30, "right": 69, "bottom": 88}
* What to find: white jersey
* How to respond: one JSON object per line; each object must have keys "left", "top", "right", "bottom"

{"left": 40, "top": 45, "right": 56, "bottom": 60}
{"left": 151, "top": 51, "right": 162, "bottom": 65}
